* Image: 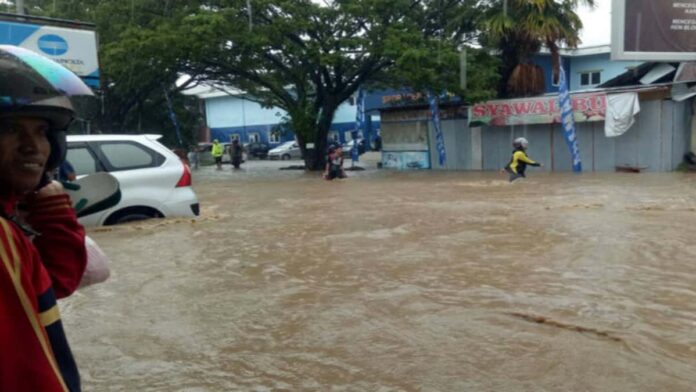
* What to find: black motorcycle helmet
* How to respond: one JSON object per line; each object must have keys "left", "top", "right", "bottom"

{"left": 0, "top": 45, "right": 94, "bottom": 172}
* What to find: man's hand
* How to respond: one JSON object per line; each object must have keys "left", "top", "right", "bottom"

{"left": 36, "top": 180, "right": 66, "bottom": 198}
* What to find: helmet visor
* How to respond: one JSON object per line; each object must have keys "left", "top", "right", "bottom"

{"left": 0, "top": 45, "right": 95, "bottom": 119}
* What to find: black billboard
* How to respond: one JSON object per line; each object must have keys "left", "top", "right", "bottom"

{"left": 613, "top": 0, "right": 696, "bottom": 60}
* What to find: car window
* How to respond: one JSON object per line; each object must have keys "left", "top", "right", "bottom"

{"left": 97, "top": 142, "right": 164, "bottom": 171}
{"left": 66, "top": 146, "right": 99, "bottom": 175}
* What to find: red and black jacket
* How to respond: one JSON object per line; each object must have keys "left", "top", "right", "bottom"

{"left": 1, "top": 194, "right": 86, "bottom": 392}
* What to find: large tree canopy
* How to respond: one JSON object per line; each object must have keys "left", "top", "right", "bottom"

{"left": 182, "top": 0, "right": 498, "bottom": 169}
{"left": 11, "top": 0, "right": 602, "bottom": 166}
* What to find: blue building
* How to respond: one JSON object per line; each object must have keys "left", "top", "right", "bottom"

{"left": 534, "top": 45, "right": 643, "bottom": 92}
{"left": 187, "top": 85, "right": 381, "bottom": 147}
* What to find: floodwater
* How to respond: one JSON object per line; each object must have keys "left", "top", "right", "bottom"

{"left": 62, "top": 161, "right": 696, "bottom": 391}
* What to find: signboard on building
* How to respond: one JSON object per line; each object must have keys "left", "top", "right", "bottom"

{"left": 612, "top": 0, "right": 696, "bottom": 61}
{"left": 0, "top": 18, "right": 99, "bottom": 87}
{"left": 468, "top": 93, "right": 606, "bottom": 127}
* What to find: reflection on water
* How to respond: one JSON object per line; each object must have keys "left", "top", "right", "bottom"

{"left": 63, "top": 167, "right": 696, "bottom": 391}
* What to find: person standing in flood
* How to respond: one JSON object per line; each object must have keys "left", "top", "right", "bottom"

{"left": 324, "top": 144, "right": 346, "bottom": 180}
{"left": 504, "top": 137, "right": 543, "bottom": 182}
{"left": 187, "top": 145, "right": 200, "bottom": 170}
{"left": 211, "top": 139, "right": 224, "bottom": 170}
{"left": 230, "top": 139, "right": 243, "bottom": 169}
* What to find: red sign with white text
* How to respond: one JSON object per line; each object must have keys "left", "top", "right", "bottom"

{"left": 468, "top": 93, "right": 607, "bottom": 127}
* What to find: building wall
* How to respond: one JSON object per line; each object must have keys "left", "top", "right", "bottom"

{"left": 568, "top": 54, "right": 643, "bottom": 90}
{"left": 206, "top": 96, "right": 286, "bottom": 128}
{"left": 534, "top": 51, "right": 643, "bottom": 92}
{"left": 204, "top": 95, "right": 379, "bottom": 145}
{"left": 478, "top": 99, "right": 691, "bottom": 172}
{"left": 383, "top": 98, "right": 692, "bottom": 172}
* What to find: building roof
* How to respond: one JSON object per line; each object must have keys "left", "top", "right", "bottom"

{"left": 538, "top": 44, "right": 612, "bottom": 57}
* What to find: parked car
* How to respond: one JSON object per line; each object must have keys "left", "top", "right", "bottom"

{"left": 244, "top": 142, "right": 270, "bottom": 159}
{"left": 198, "top": 142, "right": 231, "bottom": 164}
{"left": 341, "top": 139, "right": 367, "bottom": 158}
{"left": 66, "top": 134, "right": 200, "bottom": 226}
{"left": 268, "top": 141, "right": 302, "bottom": 160}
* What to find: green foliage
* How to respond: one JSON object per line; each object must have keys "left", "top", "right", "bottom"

{"left": 16, "top": 0, "right": 208, "bottom": 147}
{"left": 181, "top": 0, "right": 498, "bottom": 168}
{"left": 7, "top": 0, "right": 517, "bottom": 160}
{"left": 477, "top": 0, "right": 595, "bottom": 97}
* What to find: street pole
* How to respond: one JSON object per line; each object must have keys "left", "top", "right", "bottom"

{"left": 247, "top": 0, "right": 253, "bottom": 31}
{"left": 16, "top": 0, "right": 25, "bottom": 15}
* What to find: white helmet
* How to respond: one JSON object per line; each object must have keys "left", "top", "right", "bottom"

{"left": 513, "top": 137, "right": 529, "bottom": 148}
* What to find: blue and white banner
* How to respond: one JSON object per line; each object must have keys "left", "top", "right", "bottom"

{"left": 163, "top": 88, "right": 184, "bottom": 147}
{"left": 428, "top": 93, "right": 446, "bottom": 166}
{"left": 558, "top": 67, "right": 582, "bottom": 172}
{"left": 352, "top": 89, "right": 365, "bottom": 162}
{"left": 0, "top": 21, "right": 99, "bottom": 87}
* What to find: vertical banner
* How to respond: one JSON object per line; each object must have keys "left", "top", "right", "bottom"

{"left": 428, "top": 93, "right": 446, "bottom": 166}
{"left": 558, "top": 67, "right": 582, "bottom": 172}
{"left": 163, "top": 87, "right": 184, "bottom": 147}
{"left": 352, "top": 89, "right": 365, "bottom": 162}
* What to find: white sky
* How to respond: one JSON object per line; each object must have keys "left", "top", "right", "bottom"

{"left": 576, "top": 0, "right": 612, "bottom": 47}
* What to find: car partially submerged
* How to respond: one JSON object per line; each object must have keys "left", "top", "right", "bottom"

{"left": 66, "top": 134, "right": 200, "bottom": 226}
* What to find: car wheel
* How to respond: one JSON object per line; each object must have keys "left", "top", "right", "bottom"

{"left": 115, "top": 213, "right": 153, "bottom": 224}
{"left": 105, "top": 207, "right": 163, "bottom": 225}
{"left": 282, "top": 154, "right": 291, "bottom": 160}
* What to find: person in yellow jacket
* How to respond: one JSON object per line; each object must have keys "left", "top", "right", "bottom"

{"left": 504, "top": 137, "right": 543, "bottom": 182}
{"left": 211, "top": 139, "right": 224, "bottom": 170}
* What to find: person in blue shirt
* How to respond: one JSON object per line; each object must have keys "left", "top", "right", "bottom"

{"left": 57, "top": 160, "right": 76, "bottom": 182}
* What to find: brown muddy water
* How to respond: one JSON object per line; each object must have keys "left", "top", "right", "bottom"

{"left": 62, "top": 165, "right": 696, "bottom": 391}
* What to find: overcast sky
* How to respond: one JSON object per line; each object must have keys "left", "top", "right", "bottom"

{"left": 576, "top": 0, "right": 612, "bottom": 47}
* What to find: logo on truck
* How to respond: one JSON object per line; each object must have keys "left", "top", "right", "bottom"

{"left": 38, "top": 34, "right": 68, "bottom": 56}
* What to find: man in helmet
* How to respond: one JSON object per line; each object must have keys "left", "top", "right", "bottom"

{"left": 503, "top": 137, "right": 543, "bottom": 182}
{"left": 0, "top": 46, "right": 90, "bottom": 392}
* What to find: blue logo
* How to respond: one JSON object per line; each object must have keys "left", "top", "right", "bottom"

{"left": 37, "top": 34, "right": 68, "bottom": 56}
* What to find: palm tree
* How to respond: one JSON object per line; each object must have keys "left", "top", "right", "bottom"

{"left": 481, "top": 0, "right": 596, "bottom": 97}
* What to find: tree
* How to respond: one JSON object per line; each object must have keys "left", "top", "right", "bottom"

{"left": 479, "top": 0, "right": 595, "bottom": 98}
{"left": 18, "top": 0, "right": 208, "bottom": 146}
{"left": 184, "top": 0, "right": 497, "bottom": 170}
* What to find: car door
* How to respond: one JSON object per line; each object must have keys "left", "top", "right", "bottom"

{"left": 88, "top": 140, "right": 176, "bottom": 222}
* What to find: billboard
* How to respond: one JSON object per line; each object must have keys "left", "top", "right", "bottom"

{"left": 612, "top": 0, "right": 696, "bottom": 61}
{"left": 0, "top": 20, "right": 100, "bottom": 87}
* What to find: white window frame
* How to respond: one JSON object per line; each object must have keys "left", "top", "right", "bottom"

{"left": 268, "top": 131, "right": 280, "bottom": 144}
{"left": 248, "top": 132, "right": 260, "bottom": 143}
{"left": 229, "top": 134, "right": 240, "bottom": 142}
{"left": 328, "top": 131, "right": 339, "bottom": 142}
{"left": 579, "top": 70, "right": 602, "bottom": 86}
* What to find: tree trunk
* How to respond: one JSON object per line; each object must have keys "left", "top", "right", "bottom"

{"left": 291, "top": 101, "right": 338, "bottom": 171}
{"left": 547, "top": 40, "right": 561, "bottom": 86}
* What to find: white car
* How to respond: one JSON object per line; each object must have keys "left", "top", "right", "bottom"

{"left": 268, "top": 141, "right": 302, "bottom": 160}
{"left": 65, "top": 134, "right": 200, "bottom": 226}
